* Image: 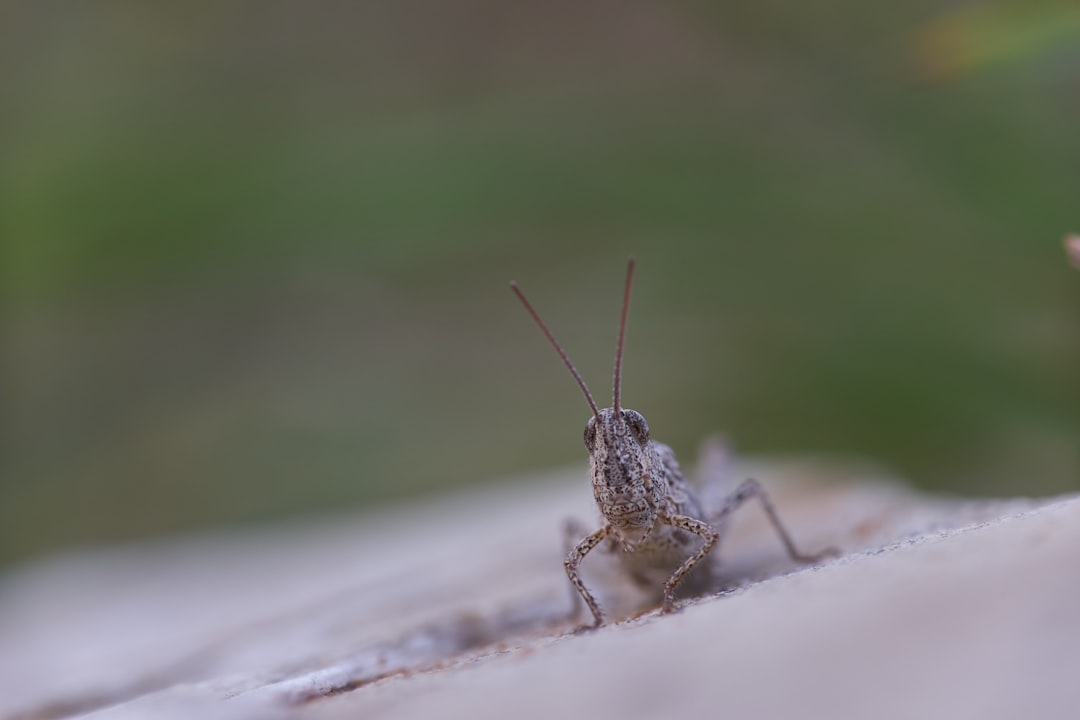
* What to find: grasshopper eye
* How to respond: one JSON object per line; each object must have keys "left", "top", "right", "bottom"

{"left": 583, "top": 416, "right": 598, "bottom": 450}
{"left": 623, "top": 409, "right": 650, "bottom": 445}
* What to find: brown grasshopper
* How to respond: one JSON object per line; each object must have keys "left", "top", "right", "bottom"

{"left": 511, "top": 258, "right": 836, "bottom": 628}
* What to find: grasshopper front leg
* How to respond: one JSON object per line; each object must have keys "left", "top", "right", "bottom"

{"left": 659, "top": 513, "right": 720, "bottom": 613}
{"left": 565, "top": 524, "right": 614, "bottom": 628}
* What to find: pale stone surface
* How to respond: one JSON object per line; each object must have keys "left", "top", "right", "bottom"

{"left": 1, "top": 459, "right": 1073, "bottom": 720}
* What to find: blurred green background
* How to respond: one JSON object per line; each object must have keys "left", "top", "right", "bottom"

{"left": 2, "top": 1, "right": 1079, "bottom": 569}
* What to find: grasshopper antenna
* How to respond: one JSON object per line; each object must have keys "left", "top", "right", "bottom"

{"left": 612, "top": 257, "right": 635, "bottom": 415}
{"left": 510, "top": 281, "right": 601, "bottom": 418}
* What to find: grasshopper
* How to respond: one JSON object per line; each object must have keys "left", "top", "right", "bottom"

{"left": 511, "top": 259, "right": 836, "bottom": 628}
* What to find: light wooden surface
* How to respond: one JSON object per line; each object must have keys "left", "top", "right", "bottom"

{"left": 1, "top": 459, "right": 1073, "bottom": 720}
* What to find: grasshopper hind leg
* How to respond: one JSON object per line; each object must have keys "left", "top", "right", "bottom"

{"left": 711, "top": 478, "right": 839, "bottom": 565}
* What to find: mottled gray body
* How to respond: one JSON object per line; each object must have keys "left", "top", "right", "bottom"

{"left": 586, "top": 410, "right": 705, "bottom": 581}
{"left": 511, "top": 260, "right": 835, "bottom": 629}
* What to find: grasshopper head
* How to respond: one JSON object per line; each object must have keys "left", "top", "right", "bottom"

{"left": 584, "top": 407, "right": 650, "bottom": 452}
{"left": 586, "top": 407, "right": 658, "bottom": 533}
